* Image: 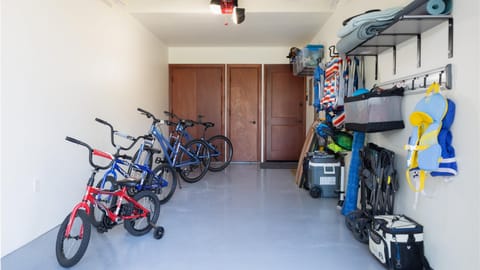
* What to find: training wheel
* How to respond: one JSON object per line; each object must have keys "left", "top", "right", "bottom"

{"left": 309, "top": 186, "right": 321, "bottom": 198}
{"left": 153, "top": 226, "right": 164, "bottom": 239}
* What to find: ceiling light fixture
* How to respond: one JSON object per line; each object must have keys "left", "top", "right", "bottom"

{"left": 209, "top": 0, "right": 246, "bottom": 25}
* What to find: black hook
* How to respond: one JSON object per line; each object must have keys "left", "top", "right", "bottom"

{"left": 423, "top": 75, "right": 428, "bottom": 88}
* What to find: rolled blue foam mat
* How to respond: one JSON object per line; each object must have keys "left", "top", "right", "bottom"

{"left": 427, "top": 0, "right": 446, "bottom": 15}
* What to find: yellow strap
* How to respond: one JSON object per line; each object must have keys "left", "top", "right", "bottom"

{"left": 406, "top": 169, "right": 426, "bottom": 192}
{"left": 405, "top": 144, "right": 429, "bottom": 151}
{"left": 425, "top": 82, "right": 440, "bottom": 95}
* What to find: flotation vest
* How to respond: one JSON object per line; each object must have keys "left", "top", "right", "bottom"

{"left": 430, "top": 98, "right": 457, "bottom": 177}
{"left": 405, "top": 82, "right": 448, "bottom": 192}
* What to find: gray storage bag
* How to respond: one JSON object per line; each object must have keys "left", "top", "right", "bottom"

{"left": 344, "top": 87, "right": 404, "bottom": 132}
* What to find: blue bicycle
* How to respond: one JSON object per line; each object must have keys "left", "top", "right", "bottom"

{"left": 91, "top": 118, "right": 177, "bottom": 229}
{"left": 164, "top": 111, "right": 233, "bottom": 172}
{"left": 137, "top": 108, "right": 211, "bottom": 183}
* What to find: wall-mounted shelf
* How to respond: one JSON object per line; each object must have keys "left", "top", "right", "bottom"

{"left": 345, "top": 0, "right": 453, "bottom": 79}
{"left": 294, "top": 66, "right": 315, "bottom": 76}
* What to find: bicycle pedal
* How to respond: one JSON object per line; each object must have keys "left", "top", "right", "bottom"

{"left": 97, "top": 226, "right": 108, "bottom": 233}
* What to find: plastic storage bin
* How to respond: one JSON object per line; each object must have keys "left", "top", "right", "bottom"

{"left": 293, "top": 44, "right": 324, "bottom": 76}
{"left": 308, "top": 153, "right": 341, "bottom": 198}
{"left": 303, "top": 44, "right": 324, "bottom": 66}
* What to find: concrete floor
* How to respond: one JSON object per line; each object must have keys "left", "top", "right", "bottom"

{"left": 2, "top": 164, "right": 384, "bottom": 270}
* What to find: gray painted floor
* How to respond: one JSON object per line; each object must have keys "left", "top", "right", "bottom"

{"left": 2, "top": 164, "right": 384, "bottom": 270}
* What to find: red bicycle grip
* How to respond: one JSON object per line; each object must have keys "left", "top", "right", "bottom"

{"left": 92, "top": 149, "right": 113, "bottom": 160}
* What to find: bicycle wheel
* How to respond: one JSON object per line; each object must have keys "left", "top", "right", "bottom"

{"left": 123, "top": 191, "right": 160, "bottom": 236}
{"left": 90, "top": 176, "right": 117, "bottom": 228}
{"left": 55, "top": 210, "right": 91, "bottom": 268}
{"left": 148, "top": 163, "right": 177, "bottom": 204}
{"left": 178, "top": 139, "right": 210, "bottom": 183}
{"left": 207, "top": 135, "right": 233, "bottom": 172}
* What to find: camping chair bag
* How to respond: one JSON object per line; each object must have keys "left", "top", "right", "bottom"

{"left": 344, "top": 87, "right": 404, "bottom": 132}
{"left": 369, "top": 215, "right": 426, "bottom": 270}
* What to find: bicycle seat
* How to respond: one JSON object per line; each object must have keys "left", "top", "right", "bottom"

{"left": 203, "top": 122, "right": 214, "bottom": 128}
{"left": 181, "top": 120, "right": 194, "bottom": 128}
{"left": 144, "top": 145, "right": 162, "bottom": 154}
{"left": 116, "top": 177, "right": 139, "bottom": 187}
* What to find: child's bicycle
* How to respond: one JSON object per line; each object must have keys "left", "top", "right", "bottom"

{"left": 94, "top": 117, "right": 177, "bottom": 203}
{"left": 55, "top": 136, "right": 164, "bottom": 268}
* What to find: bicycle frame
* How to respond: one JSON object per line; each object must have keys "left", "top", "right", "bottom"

{"left": 149, "top": 123, "right": 201, "bottom": 169}
{"left": 176, "top": 126, "right": 222, "bottom": 159}
{"left": 162, "top": 112, "right": 223, "bottom": 161}
{"left": 65, "top": 171, "right": 151, "bottom": 238}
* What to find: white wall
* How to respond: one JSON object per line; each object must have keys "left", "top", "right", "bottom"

{"left": 169, "top": 47, "right": 291, "bottom": 64}
{"left": 311, "top": 1, "right": 479, "bottom": 269}
{"left": 1, "top": 0, "right": 168, "bottom": 256}
{"left": 0, "top": 0, "right": 3, "bottom": 261}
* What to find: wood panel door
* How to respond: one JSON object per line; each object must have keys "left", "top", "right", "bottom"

{"left": 169, "top": 65, "right": 224, "bottom": 138}
{"left": 228, "top": 65, "right": 261, "bottom": 162}
{"left": 265, "top": 64, "right": 305, "bottom": 161}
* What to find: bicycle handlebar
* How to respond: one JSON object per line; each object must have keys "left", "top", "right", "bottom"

{"left": 164, "top": 111, "right": 214, "bottom": 129}
{"left": 138, "top": 108, "right": 161, "bottom": 123}
{"left": 95, "top": 117, "right": 111, "bottom": 127}
{"left": 114, "top": 131, "right": 136, "bottom": 141}
{"left": 65, "top": 136, "right": 113, "bottom": 170}
{"left": 95, "top": 117, "right": 143, "bottom": 151}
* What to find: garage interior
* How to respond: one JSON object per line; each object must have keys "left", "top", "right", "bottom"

{"left": 1, "top": 1, "right": 479, "bottom": 270}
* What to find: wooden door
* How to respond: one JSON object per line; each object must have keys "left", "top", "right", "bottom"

{"left": 265, "top": 64, "right": 305, "bottom": 161}
{"left": 228, "top": 65, "right": 261, "bottom": 162}
{"left": 169, "top": 65, "right": 224, "bottom": 138}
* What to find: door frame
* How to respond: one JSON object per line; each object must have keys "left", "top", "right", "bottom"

{"left": 227, "top": 64, "right": 261, "bottom": 162}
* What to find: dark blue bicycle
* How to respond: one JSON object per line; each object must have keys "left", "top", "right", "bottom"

{"left": 164, "top": 111, "right": 233, "bottom": 172}
{"left": 137, "top": 108, "right": 211, "bottom": 183}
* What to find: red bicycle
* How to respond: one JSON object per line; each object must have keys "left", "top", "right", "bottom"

{"left": 55, "top": 136, "right": 164, "bottom": 268}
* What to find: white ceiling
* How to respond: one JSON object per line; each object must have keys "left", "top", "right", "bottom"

{"left": 120, "top": 0, "right": 337, "bottom": 47}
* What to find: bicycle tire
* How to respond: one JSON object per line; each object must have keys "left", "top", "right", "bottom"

{"left": 178, "top": 139, "right": 210, "bottom": 183}
{"left": 55, "top": 210, "right": 91, "bottom": 268}
{"left": 123, "top": 191, "right": 160, "bottom": 236}
{"left": 90, "top": 176, "right": 117, "bottom": 228}
{"left": 148, "top": 163, "right": 177, "bottom": 204}
{"left": 207, "top": 135, "right": 233, "bottom": 172}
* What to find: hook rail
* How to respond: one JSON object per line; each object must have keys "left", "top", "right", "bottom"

{"left": 375, "top": 64, "right": 452, "bottom": 93}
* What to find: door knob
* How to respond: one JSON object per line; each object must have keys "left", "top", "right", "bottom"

{"left": 250, "top": 120, "right": 256, "bottom": 124}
